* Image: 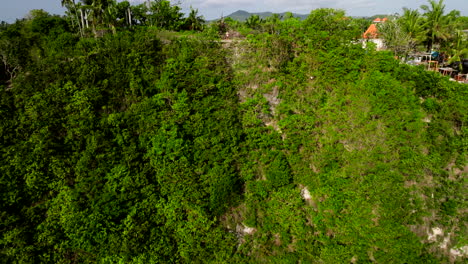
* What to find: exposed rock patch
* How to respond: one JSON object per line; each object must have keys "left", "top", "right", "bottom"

{"left": 426, "top": 227, "right": 468, "bottom": 260}
{"left": 300, "top": 186, "right": 311, "bottom": 201}
{"left": 263, "top": 85, "right": 280, "bottom": 116}
{"left": 237, "top": 224, "right": 256, "bottom": 235}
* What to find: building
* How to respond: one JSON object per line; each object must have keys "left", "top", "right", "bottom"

{"left": 362, "top": 17, "right": 387, "bottom": 50}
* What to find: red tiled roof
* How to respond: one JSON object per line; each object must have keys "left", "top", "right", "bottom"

{"left": 363, "top": 23, "right": 379, "bottom": 39}
{"left": 373, "top": 18, "right": 381, "bottom": 23}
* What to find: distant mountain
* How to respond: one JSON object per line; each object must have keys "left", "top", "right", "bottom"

{"left": 222, "top": 10, "right": 309, "bottom": 22}
{"left": 220, "top": 10, "right": 398, "bottom": 23}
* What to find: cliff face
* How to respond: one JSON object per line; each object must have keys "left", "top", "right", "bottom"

{"left": 220, "top": 26, "right": 467, "bottom": 262}
{"left": 1, "top": 8, "right": 467, "bottom": 263}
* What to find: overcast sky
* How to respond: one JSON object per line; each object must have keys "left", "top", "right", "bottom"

{"left": 1, "top": 0, "right": 467, "bottom": 22}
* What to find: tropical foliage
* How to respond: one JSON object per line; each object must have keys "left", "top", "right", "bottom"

{"left": 0, "top": 0, "right": 467, "bottom": 263}
{"left": 379, "top": 0, "right": 467, "bottom": 57}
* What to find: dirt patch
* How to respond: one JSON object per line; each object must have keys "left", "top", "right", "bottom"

{"left": 220, "top": 204, "right": 247, "bottom": 231}
{"left": 445, "top": 159, "right": 468, "bottom": 180}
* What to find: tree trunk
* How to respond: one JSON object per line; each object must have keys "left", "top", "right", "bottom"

{"left": 85, "top": 11, "right": 89, "bottom": 29}
{"left": 80, "top": 8, "right": 85, "bottom": 31}
{"left": 70, "top": 1, "right": 83, "bottom": 37}
{"left": 427, "top": 38, "right": 433, "bottom": 52}
{"left": 128, "top": 7, "right": 132, "bottom": 26}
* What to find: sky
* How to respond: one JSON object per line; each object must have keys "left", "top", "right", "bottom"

{"left": 1, "top": 0, "right": 467, "bottom": 22}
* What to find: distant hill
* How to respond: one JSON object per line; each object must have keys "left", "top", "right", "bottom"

{"left": 219, "top": 10, "right": 398, "bottom": 22}
{"left": 222, "top": 10, "right": 309, "bottom": 22}
{"left": 359, "top": 14, "right": 398, "bottom": 21}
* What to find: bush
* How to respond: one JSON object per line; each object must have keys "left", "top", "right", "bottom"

{"left": 266, "top": 152, "right": 292, "bottom": 188}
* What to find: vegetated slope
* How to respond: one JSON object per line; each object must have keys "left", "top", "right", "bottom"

{"left": 1, "top": 26, "right": 242, "bottom": 263}
{"left": 1, "top": 8, "right": 467, "bottom": 263}
{"left": 223, "top": 9, "right": 467, "bottom": 263}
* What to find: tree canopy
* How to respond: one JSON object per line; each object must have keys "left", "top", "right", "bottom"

{"left": 0, "top": 1, "right": 467, "bottom": 263}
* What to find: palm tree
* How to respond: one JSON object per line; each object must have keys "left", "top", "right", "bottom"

{"left": 390, "top": 8, "right": 425, "bottom": 55}
{"left": 78, "top": 0, "right": 92, "bottom": 30}
{"left": 61, "top": 0, "right": 83, "bottom": 36}
{"left": 420, "top": 0, "right": 451, "bottom": 51}
{"left": 265, "top": 13, "right": 281, "bottom": 34}
{"left": 103, "top": 1, "right": 118, "bottom": 33}
{"left": 447, "top": 29, "right": 468, "bottom": 71}
{"left": 246, "top": 15, "right": 262, "bottom": 30}
{"left": 399, "top": 8, "right": 424, "bottom": 40}
{"left": 184, "top": 7, "right": 205, "bottom": 31}
{"left": 78, "top": 0, "right": 117, "bottom": 35}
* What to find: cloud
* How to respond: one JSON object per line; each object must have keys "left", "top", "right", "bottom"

{"left": 337, "top": 0, "right": 376, "bottom": 9}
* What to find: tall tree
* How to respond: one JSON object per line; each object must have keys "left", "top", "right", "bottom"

{"left": 379, "top": 18, "right": 414, "bottom": 57}
{"left": 447, "top": 29, "right": 468, "bottom": 71}
{"left": 147, "top": 0, "right": 183, "bottom": 30}
{"left": 79, "top": 0, "right": 115, "bottom": 34}
{"left": 245, "top": 15, "right": 262, "bottom": 30}
{"left": 399, "top": 8, "right": 424, "bottom": 40}
{"left": 183, "top": 7, "right": 205, "bottom": 31}
{"left": 379, "top": 8, "right": 424, "bottom": 56}
{"left": 264, "top": 13, "right": 281, "bottom": 34}
{"left": 420, "top": 0, "right": 453, "bottom": 51}
{"left": 61, "top": 0, "right": 83, "bottom": 36}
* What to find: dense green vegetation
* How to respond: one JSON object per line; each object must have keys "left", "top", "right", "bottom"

{"left": 1, "top": 0, "right": 467, "bottom": 263}
{"left": 378, "top": 0, "right": 468, "bottom": 59}
{"left": 222, "top": 10, "right": 309, "bottom": 22}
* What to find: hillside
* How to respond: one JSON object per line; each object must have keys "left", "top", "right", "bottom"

{"left": 1, "top": 2, "right": 467, "bottom": 263}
